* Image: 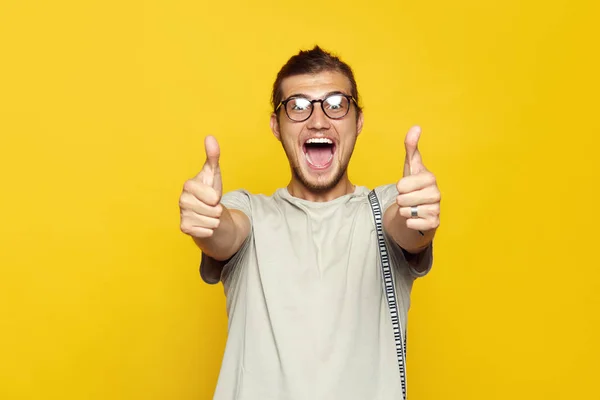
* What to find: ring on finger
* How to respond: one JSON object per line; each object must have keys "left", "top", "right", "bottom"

{"left": 410, "top": 205, "right": 419, "bottom": 218}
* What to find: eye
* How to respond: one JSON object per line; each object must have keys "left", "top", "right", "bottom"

{"left": 324, "top": 95, "right": 344, "bottom": 110}
{"left": 290, "top": 98, "right": 311, "bottom": 111}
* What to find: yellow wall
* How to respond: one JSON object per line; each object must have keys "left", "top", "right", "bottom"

{"left": 1, "top": 0, "right": 598, "bottom": 399}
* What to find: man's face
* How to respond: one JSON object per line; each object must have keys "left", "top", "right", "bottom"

{"left": 270, "top": 71, "right": 364, "bottom": 193}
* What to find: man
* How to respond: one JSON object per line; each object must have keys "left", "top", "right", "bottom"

{"left": 179, "top": 46, "right": 440, "bottom": 400}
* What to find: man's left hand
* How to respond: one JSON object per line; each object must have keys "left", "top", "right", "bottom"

{"left": 396, "top": 126, "right": 441, "bottom": 233}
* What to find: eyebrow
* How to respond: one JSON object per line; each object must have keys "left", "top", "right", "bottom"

{"left": 284, "top": 90, "right": 348, "bottom": 100}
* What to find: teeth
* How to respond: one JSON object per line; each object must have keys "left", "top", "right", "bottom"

{"left": 306, "top": 138, "right": 333, "bottom": 144}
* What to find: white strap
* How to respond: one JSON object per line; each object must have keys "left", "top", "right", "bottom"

{"left": 368, "top": 190, "right": 407, "bottom": 400}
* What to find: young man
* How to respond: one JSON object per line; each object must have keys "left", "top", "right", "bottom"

{"left": 179, "top": 46, "right": 441, "bottom": 400}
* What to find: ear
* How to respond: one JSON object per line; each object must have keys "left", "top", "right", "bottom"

{"left": 356, "top": 111, "right": 364, "bottom": 137}
{"left": 270, "top": 113, "right": 281, "bottom": 141}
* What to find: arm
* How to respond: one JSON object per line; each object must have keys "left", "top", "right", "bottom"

{"left": 383, "top": 126, "right": 441, "bottom": 271}
{"left": 179, "top": 135, "right": 250, "bottom": 268}
{"left": 193, "top": 206, "right": 250, "bottom": 261}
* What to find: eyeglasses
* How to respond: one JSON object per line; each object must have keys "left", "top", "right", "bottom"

{"left": 275, "top": 93, "right": 357, "bottom": 122}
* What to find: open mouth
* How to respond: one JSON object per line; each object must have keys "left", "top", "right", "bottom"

{"left": 303, "top": 137, "right": 336, "bottom": 169}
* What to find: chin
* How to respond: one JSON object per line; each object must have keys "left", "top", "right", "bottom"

{"left": 293, "top": 164, "right": 346, "bottom": 193}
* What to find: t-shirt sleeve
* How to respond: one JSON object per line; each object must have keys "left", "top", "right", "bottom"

{"left": 375, "top": 184, "right": 434, "bottom": 278}
{"left": 199, "top": 189, "right": 253, "bottom": 285}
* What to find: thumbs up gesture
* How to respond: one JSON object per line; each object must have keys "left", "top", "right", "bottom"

{"left": 179, "top": 136, "right": 224, "bottom": 238}
{"left": 396, "top": 126, "right": 441, "bottom": 233}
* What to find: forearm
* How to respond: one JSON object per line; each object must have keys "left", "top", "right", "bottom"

{"left": 193, "top": 207, "right": 250, "bottom": 261}
{"left": 383, "top": 203, "right": 436, "bottom": 254}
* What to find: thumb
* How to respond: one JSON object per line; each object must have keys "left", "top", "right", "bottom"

{"left": 199, "top": 135, "right": 221, "bottom": 190}
{"left": 204, "top": 135, "right": 221, "bottom": 170}
{"left": 403, "top": 126, "right": 424, "bottom": 176}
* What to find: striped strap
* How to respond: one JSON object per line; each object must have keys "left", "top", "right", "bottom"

{"left": 368, "top": 190, "right": 407, "bottom": 400}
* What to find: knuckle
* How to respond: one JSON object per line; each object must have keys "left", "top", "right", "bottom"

{"left": 396, "top": 195, "right": 405, "bottom": 207}
{"left": 428, "top": 188, "right": 441, "bottom": 203}
{"left": 396, "top": 180, "right": 404, "bottom": 193}
{"left": 203, "top": 229, "right": 214, "bottom": 238}
{"left": 178, "top": 196, "right": 190, "bottom": 210}
{"left": 183, "top": 180, "right": 195, "bottom": 193}
{"left": 180, "top": 222, "right": 192, "bottom": 234}
{"left": 426, "top": 172, "right": 436, "bottom": 184}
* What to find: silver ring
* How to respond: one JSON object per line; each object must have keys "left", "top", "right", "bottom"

{"left": 410, "top": 206, "right": 419, "bottom": 218}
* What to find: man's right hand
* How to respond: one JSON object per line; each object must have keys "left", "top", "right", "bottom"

{"left": 179, "top": 135, "right": 224, "bottom": 238}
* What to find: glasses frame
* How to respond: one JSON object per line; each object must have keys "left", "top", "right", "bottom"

{"left": 275, "top": 93, "right": 358, "bottom": 122}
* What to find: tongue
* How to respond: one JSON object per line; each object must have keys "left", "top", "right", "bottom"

{"left": 306, "top": 146, "right": 332, "bottom": 166}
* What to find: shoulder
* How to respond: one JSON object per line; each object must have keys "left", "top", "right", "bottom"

{"left": 372, "top": 183, "right": 399, "bottom": 209}
{"left": 222, "top": 188, "right": 283, "bottom": 204}
{"left": 220, "top": 189, "right": 252, "bottom": 217}
{"left": 221, "top": 188, "right": 282, "bottom": 218}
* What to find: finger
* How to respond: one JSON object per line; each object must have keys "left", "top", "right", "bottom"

{"left": 396, "top": 186, "right": 441, "bottom": 207}
{"left": 396, "top": 171, "right": 436, "bottom": 194}
{"left": 406, "top": 216, "right": 440, "bottom": 232}
{"left": 404, "top": 126, "right": 425, "bottom": 176}
{"left": 180, "top": 210, "right": 221, "bottom": 230}
{"left": 180, "top": 225, "right": 215, "bottom": 238}
{"left": 183, "top": 179, "right": 220, "bottom": 206}
{"left": 179, "top": 192, "right": 223, "bottom": 218}
{"left": 398, "top": 203, "right": 440, "bottom": 220}
{"left": 204, "top": 135, "right": 221, "bottom": 170}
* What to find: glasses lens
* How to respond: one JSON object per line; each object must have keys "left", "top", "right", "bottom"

{"left": 323, "top": 95, "right": 349, "bottom": 119}
{"left": 286, "top": 97, "right": 312, "bottom": 121}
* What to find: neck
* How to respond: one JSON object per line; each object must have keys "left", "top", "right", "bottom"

{"left": 286, "top": 173, "right": 355, "bottom": 202}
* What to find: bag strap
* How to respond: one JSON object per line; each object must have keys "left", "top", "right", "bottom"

{"left": 368, "top": 189, "right": 407, "bottom": 400}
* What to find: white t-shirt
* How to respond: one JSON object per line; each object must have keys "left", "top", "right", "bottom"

{"left": 201, "top": 183, "right": 433, "bottom": 400}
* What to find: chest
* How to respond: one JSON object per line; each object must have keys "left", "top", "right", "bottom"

{"left": 251, "top": 200, "right": 380, "bottom": 285}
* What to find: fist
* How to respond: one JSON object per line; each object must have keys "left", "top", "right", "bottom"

{"left": 396, "top": 126, "right": 441, "bottom": 232}
{"left": 179, "top": 135, "right": 224, "bottom": 238}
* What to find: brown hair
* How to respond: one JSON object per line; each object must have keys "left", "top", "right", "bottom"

{"left": 271, "top": 46, "right": 362, "bottom": 115}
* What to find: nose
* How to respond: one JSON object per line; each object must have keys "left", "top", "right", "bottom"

{"left": 306, "top": 104, "right": 331, "bottom": 130}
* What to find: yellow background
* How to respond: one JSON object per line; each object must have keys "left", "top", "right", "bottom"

{"left": 1, "top": 0, "right": 599, "bottom": 399}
